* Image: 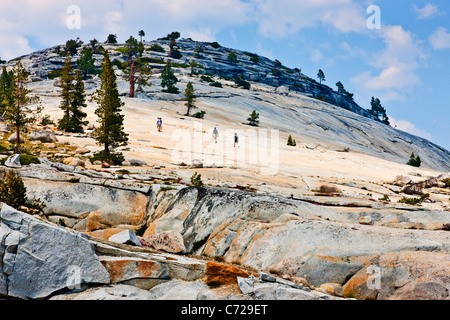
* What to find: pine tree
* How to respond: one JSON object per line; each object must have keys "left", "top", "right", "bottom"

{"left": 0, "top": 66, "right": 14, "bottom": 113}
{"left": 185, "top": 82, "right": 197, "bottom": 116}
{"left": 69, "top": 70, "right": 88, "bottom": 133}
{"left": 106, "top": 34, "right": 118, "bottom": 44}
{"left": 287, "top": 135, "right": 297, "bottom": 146}
{"left": 92, "top": 51, "right": 129, "bottom": 164}
{"left": 139, "top": 30, "right": 146, "bottom": 43}
{"left": 369, "top": 97, "right": 390, "bottom": 125}
{"left": 161, "top": 63, "right": 179, "bottom": 94}
{"left": 58, "top": 54, "right": 88, "bottom": 133}
{"left": 77, "top": 47, "right": 95, "bottom": 80}
{"left": 228, "top": 51, "right": 238, "bottom": 65}
{"left": 317, "top": 69, "right": 325, "bottom": 84}
{"left": 247, "top": 110, "right": 260, "bottom": 127}
{"left": 407, "top": 152, "right": 421, "bottom": 167}
{"left": 4, "top": 62, "right": 42, "bottom": 153}
{"left": 123, "top": 36, "right": 146, "bottom": 98}
{"left": 58, "top": 53, "right": 75, "bottom": 131}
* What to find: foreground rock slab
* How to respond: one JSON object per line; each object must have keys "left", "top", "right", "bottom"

{"left": 0, "top": 204, "right": 110, "bottom": 299}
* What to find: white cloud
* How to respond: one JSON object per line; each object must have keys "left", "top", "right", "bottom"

{"left": 429, "top": 27, "right": 450, "bottom": 50}
{"left": 0, "top": 0, "right": 251, "bottom": 60}
{"left": 351, "top": 25, "right": 426, "bottom": 102}
{"left": 185, "top": 28, "right": 217, "bottom": 43}
{"left": 389, "top": 117, "right": 433, "bottom": 141}
{"left": 413, "top": 3, "right": 442, "bottom": 20}
{"left": 249, "top": 0, "right": 367, "bottom": 39}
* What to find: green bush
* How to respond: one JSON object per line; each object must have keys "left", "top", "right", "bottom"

{"left": 0, "top": 169, "right": 27, "bottom": 209}
{"left": 47, "top": 69, "right": 63, "bottom": 80}
{"left": 191, "top": 172, "right": 204, "bottom": 187}
{"left": 147, "top": 44, "right": 165, "bottom": 52}
{"left": 192, "top": 111, "right": 206, "bottom": 119}
{"left": 200, "top": 75, "right": 214, "bottom": 83}
{"left": 234, "top": 75, "right": 251, "bottom": 90}
{"left": 209, "top": 81, "right": 223, "bottom": 88}
{"left": 19, "top": 154, "right": 40, "bottom": 165}
{"left": 208, "top": 42, "right": 221, "bottom": 49}
{"left": 398, "top": 193, "right": 429, "bottom": 205}
{"left": 89, "top": 151, "right": 125, "bottom": 165}
{"left": 170, "top": 49, "right": 183, "bottom": 59}
{"left": 287, "top": 135, "right": 297, "bottom": 147}
{"left": 442, "top": 178, "right": 450, "bottom": 188}
{"left": 407, "top": 152, "right": 421, "bottom": 167}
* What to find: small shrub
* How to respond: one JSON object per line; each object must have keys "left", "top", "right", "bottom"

{"left": 200, "top": 75, "right": 214, "bottom": 83}
{"left": 234, "top": 75, "right": 251, "bottom": 90}
{"left": 139, "top": 57, "right": 165, "bottom": 64}
{"left": 47, "top": 69, "right": 63, "bottom": 80}
{"left": 89, "top": 151, "right": 125, "bottom": 165}
{"left": 407, "top": 152, "right": 421, "bottom": 167}
{"left": 192, "top": 111, "right": 206, "bottom": 119}
{"left": 19, "top": 154, "right": 40, "bottom": 165}
{"left": 147, "top": 44, "right": 165, "bottom": 52}
{"left": 209, "top": 81, "right": 223, "bottom": 88}
{"left": 287, "top": 135, "right": 297, "bottom": 147}
{"left": 398, "top": 193, "right": 429, "bottom": 205}
{"left": 442, "top": 178, "right": 450, "bottom": 188}
{"left": 191, "top": 172, "right": 204, "bottom": 187}
{"left": 209, "top": 42, "right": 221, "bottom": 49}
{"left": 0, "top": 169, "right": 27, "bottom": 209}
{"left": 40, "top": 115, "right": 55, "bottom": 126}
{"left": 247, "top": 110, "right": 260, "bottom": 127}
{"left": 170, "top": 49, "right": 183, "bottom": 59}
{"left": 378, "top": 194, "right": 391, "bottom": 202}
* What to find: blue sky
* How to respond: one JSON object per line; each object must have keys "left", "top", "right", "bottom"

{"left": 1, "top": 0, "right": 449, "bottom": 151}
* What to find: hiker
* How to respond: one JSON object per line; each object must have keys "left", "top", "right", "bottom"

{"left": 156, "top": 118, "right": 163, "bottom": 132}
{"left": 234, "top": 132, "right": 239, "bottom": 148}
{"left": 212, "top": 127, "right": 219, "bottom": 144}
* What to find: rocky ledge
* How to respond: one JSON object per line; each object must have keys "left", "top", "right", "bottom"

{"left": 1, "top": 159, "right": 449, "bottom": 300}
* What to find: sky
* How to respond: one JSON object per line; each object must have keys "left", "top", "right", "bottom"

{"left": 0, "top": 0, "right": 449, "bottom": 151}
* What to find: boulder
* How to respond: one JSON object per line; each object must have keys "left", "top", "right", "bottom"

{"left": 76, "top": 147, "right": 90, "bottom": 155}
{"left": 359, "top": 216, "right": 374, "bottom": 226}
{"left": 275, "top": 86, "right": 290, "bottom": 96}
{"left": 191, "top": 159, "right": 203, "bottom": 169}
{"left": 4, "top": 154, "right": 21, "bottom": 168}
{"left": 29, "top": 131, "right": 57, "bottom": 143}
{"left": 147, "top": 280, "right": 212, "bottom": 300}
{"left": 394, "top": 175, "right": 412, "bottom": 186}
{"left": 7, "top": 133, "right": 23, "bottom": 144}
{"left": 0, "top": 204, "right": 110, "bottom": 299}
{"left": 108, "top": 230, "right": 142, "bottom": 247}
{"left": 63, "top": 157, "right": 85, "bottom": 168}
{"left": 318, "top": 184, "right": 342, "bottom": 194}
{"left": 139, "top": 230, "right": 186, "bottom": 253}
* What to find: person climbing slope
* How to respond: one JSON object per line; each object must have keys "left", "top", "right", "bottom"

{"left": 212, "top": 127, "right": 219, "bottom": 144}
{"left": 234, "top": 132, "right": 239, "bottom": 148}
{"left": 156, "top": 118, "right": 163, "bottom": 132}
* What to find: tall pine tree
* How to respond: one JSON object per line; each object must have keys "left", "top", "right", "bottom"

{"left": 161, "top": 62, "right": 179, "bottom": 93}
{"left": 58, "top": 54, "right": 87, "bottom": 133}
{"left": 58, "top": 53, "right": 75, "bottom": 131}
{"left": 69, "top": 70, "right": 88, "bottom": 133}
{"left": 184, "top": 81, "right": 196, "bottom": 116}
{"left": 4, "top": 62, "right": 41, "bottom": 153}
{"left": 0, "top": 67, "right": 14, "bottom": 114}
{"left": 92, "top": 51, "right": 128, "bottom": 164}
